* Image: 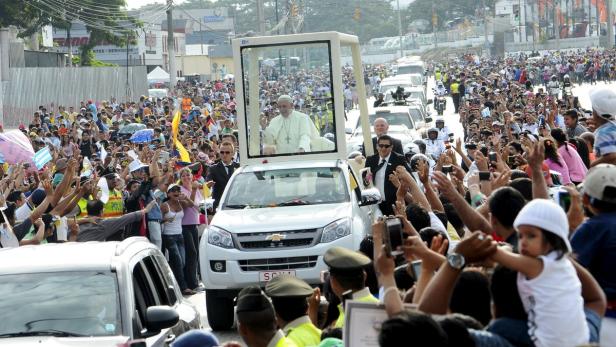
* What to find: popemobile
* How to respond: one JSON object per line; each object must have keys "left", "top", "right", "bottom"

{"left": 198, "top": 32, "right": 381, "bottom": 330}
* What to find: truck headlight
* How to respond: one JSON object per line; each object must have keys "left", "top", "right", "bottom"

{"left": 321, "top": 218, "right": 351, "bottom": 243}
{"left": 207, "top": 226, "right": 234, "bottom": 249}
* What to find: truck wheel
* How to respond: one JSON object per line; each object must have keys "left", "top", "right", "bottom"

{"left": 205, "top": 290, "right": 235, "bottom": 331}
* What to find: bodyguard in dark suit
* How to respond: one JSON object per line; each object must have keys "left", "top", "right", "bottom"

{"left": 371, "top": 136, "right": 403, "bottom": 155}
{"left": 364, "top": 134, "right": 412, "bottom": 216}
{"left": 206, "top": 142, "right": 240, "bottom": 211}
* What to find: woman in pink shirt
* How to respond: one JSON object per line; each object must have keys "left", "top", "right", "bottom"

{"left": 551, "top": 128, "right": 588, "bottom": 184}
{"left": 179, "top": 167, "right": 204, "bottom": 294}
{"left": 543, "top": 139, "right": 571, "bottom": 185}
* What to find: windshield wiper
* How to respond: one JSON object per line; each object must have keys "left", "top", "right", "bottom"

{"left": 276, "top": 196, "right": 312, "bottom": 207}
{"left": 0, "top": 329, "right": 87, "bottom": 338}
{"left": 224, "top": 204, "right": 249, "bottom": 209}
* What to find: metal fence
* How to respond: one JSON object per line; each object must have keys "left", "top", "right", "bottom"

{"left": 1, "top": 66, "right": 147, "bottom": 128}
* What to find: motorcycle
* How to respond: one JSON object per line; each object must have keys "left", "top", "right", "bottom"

{"left": 434, "top": 96, "right": 446, "bottom": 115}
{"left": 562, "top": 84, "right": 573, "bottom": 97}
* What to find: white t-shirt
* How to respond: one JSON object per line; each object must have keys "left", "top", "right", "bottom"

{"left": 516, "top": 252, "right": 588, "bottom": 347}
{"left": 14, "top": 204, "right": 33, "bottom": 223}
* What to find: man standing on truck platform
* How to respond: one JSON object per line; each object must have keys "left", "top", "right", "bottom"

{"left": 264, "top": 95, "right": 320, "bottom": 154}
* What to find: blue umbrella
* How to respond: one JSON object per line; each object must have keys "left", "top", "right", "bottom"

{"left": 130, "top": 129, "right": 154, "bottom": 143}
{"left": 118, "top": 123, "right": 146, "bottom": 134}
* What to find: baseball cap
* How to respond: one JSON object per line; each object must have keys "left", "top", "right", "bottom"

{"left": 589, "top": 88, "right": 616, "bottom": 119}
{"left": 171, "top": 330, "right": 219, "bottom": 347}
{"left": 514, "top": 199, "right": 571, "bottom": 252}
{"left": 580, "top": 164, "right": 616, "bottom": 203}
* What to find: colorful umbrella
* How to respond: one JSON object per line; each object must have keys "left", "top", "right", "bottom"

{"left": 0, "top": 130, "right": 36, "bottom": 166}
{"left": 130, "top": 129, "right": 154, "bottom": 143}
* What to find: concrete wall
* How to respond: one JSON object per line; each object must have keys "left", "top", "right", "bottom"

{"left": 504, "top": 36, "right": 601, "bottom": 53}
{"left": 1, "top": 66, "right": 147, "bottom": 128}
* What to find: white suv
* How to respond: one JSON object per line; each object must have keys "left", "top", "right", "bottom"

{"left": 0, "top": 238, "right": 201, "bottom": 346}
{"left": 199, "top": 160, "right": 380, "bottom": 330}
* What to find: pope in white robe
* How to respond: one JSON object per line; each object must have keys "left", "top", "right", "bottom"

{"left": 264, "top": 95, "right": 320, "bottom": 154}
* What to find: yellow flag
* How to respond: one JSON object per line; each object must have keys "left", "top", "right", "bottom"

{"left": 175, "top": 140, "right": 191, "bottom": 163}
{"left": 171, "top": 110, "right": 191, "bottom": 163}
{"left": 202, "top": 184, "right": 211, "bottom": 198}
{"left": 172, "top": 110, "right": 181, "bottom": 141}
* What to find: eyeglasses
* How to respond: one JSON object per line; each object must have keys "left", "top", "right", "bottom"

{"left": 220, "top": 151, "right": 232, "bottom": 154}
{"left": 378, "top": 144, "right": 392, "bottom": 148}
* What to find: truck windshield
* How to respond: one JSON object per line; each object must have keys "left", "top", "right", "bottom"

{"left": 397, "top": 65, "right": 423, "bottom": 75}
{"left": 224, "top": 167, "right": 349, "bottom": 208}
{"left": 0, "top": 271, "right": 120, "bottom": 337}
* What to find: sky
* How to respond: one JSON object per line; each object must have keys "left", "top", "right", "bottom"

{"left": 125, "top": 0, "right": 415, "bottom": 10}
{"left": 126, "top": 0, "right": 177, "bottom": 10}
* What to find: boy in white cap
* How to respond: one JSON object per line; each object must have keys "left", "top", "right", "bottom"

{"left": 589, "top": 88, "right": 616, "bottom": 166}
{"left": 490, "top": 199, "right": 589, "bottom": 347}
{"left": 263, "top": 95, "right": 319, "bottom": 154}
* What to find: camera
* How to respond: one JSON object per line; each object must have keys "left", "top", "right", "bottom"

{"left": 488, "top": 152, "right": 498, "bottom": 162}
{"left": 383, "top": 217, "right": 404, "bottom": 257}
{"left": 479, "top": 171, "right": 491, "bottom": 181}
{"left": 558, "top": 190, "right": 571, "bottom": 211}
{"left": 441, "top": 165, "right": 453, "bottom": 174}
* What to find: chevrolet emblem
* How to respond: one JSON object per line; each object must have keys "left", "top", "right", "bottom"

{"left": 266, "top": 233, "right": 286, "bottom": 242}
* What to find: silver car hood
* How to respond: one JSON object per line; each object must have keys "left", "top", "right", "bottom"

{"left": 0, "top": 336, "right": 128, "bottom": 346}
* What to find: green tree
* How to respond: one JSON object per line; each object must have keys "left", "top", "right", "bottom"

{"left": 1, "top": 0, "right": 138, "bottom": 66}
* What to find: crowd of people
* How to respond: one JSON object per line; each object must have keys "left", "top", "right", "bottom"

{"left": 1, "top": 47, "right": 616, "bottom": 347}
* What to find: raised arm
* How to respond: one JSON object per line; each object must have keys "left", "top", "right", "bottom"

{"left": 527, "top": 140, "right": 549, "bottom": 199}
{"left": 396, "top": 166, "right": 431, "bottom": 212}
{"left": 372, "top": 221, "right": 404, "bottom": 317}
{"left": 418, "top": 232, "right": 496, "bottom": 314}
{"left": 490, "top": 245, "right": 543, "bottom": 279}
{"left": 29, "top": 179, "right": 54, "bottom": 223}
{"left": 432, "top": 172, "right": 493, "bottom": 234}
{"left": 416, "top": 160, "right": 444, "bottom": 213}
{"left": 51, "top": 159, "right": 77, "bottom": 207}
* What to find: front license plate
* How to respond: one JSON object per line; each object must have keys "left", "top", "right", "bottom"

{"left": 259, "top": 270, "right": 296, "bottom": 282}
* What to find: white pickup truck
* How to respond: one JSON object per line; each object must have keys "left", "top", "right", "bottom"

{"left": 199, "top": 160, "right": 379, "bottom": 330}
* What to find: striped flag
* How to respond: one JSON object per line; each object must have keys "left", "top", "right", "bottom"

{"left": 33, "top": 147, "right": 52, "bottom": 170}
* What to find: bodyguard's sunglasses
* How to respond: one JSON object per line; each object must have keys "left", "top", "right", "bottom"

{"left": 378, "top": 144, "right": 392, "bottom": 148}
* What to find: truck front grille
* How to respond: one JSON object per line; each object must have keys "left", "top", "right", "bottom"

{"left": 238, "top": 256, "right": 319, "bottom": 271}
{"left": 235, "top": 229, "right": 318, "bottom": 250}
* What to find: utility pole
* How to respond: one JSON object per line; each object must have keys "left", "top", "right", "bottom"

{"left": 126, "top": 32, "right": 130, "bottom": 102}
{"left": 167, "top": 0, "right": 177, "bottom": 90}
{"left": 256, "top": 0, "right": 266, "bottom": 34}
{"left": 432, "top": 4, "right": 437, "bottom": 48}
{"left": 555, "top": 0, "right": 560, "bottom": 49}
{"left": 397, "top": 0, "right": 403, "bottom": 58}
{"left": 67, "top": 24, "right": 72, "bottom": 67}
{"left": 275, "top": 0, "right": 280, "bottom": 34}
{"left": 483, "top": 0, "right": 490, "bottom": 56}
{"left": 608, "top": 0, "right": 614, "bottom": 48}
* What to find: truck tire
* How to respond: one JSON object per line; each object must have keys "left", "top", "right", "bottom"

{"left": 205, "top": 290, "right": 234, "bottom": 331}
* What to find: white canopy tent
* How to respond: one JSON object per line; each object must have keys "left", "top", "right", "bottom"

{"left": 147, "top": 66, "right": 170, "bottom": 84}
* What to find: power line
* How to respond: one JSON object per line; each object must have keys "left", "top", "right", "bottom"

{"left": 29, "top": 0, "right": 171, "bottom": 32}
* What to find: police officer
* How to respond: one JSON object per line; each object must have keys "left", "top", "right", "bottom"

{"left": 425, "top": 128, "right": 446, "bottom": 161}
{"left": 236, "top": 286, "right": 298, "bottom": 347}
{"left": 265, "top": 275, "right": 321, "bottom": 347}
{"left": 450, "top": 79, "right": 461, "bottom": 113}
{"left": 323, "top": 246, "right": 379, "bottom": 329}
{"left": 434, "top": 117, "right": 452, "bottom": 141}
